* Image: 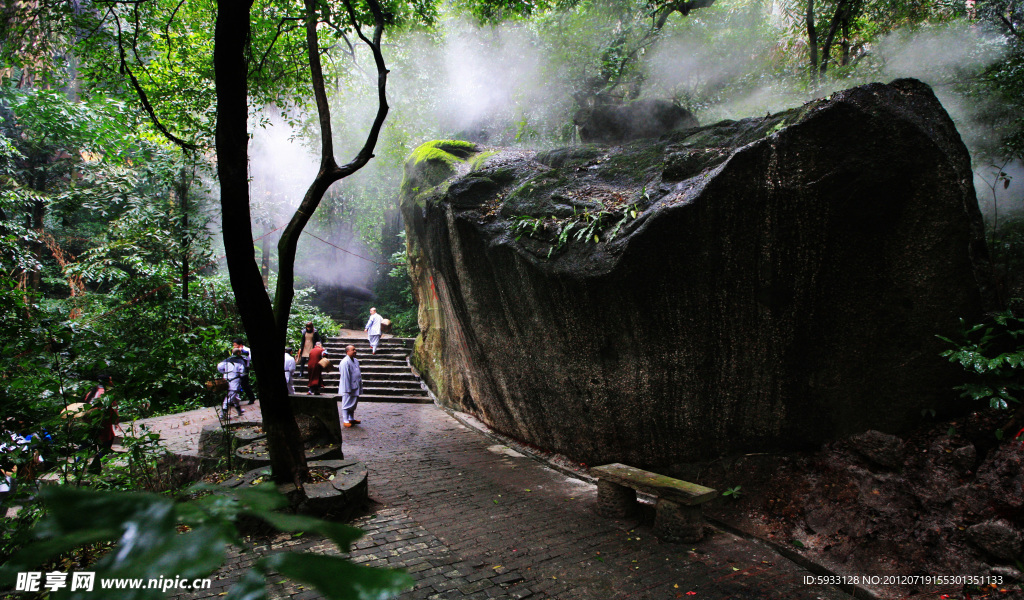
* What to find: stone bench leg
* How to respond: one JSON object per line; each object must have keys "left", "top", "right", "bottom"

{"left": 654, "top": 498, "right": 704, "bottom": 543}
{"left": 597, "top": 479, "right": 637, "bottom": 517}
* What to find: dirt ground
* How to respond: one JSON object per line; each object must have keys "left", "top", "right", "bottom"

{"left": 692, "top": 408, "right": 1024, "bottom": 600}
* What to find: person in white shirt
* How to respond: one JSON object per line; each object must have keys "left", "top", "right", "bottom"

{"left": 364, "top": 308, "right": 384, "bottom": 354}
{"left": 284, "top": 347, "right": 296, "bottom": 395}
{"left": 217, "top": 348, "right": 246, "bottom": 419}
{"left": 231, "top": 338, "right": 257, "bottom": 405}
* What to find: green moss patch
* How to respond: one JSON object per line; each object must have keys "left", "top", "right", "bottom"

{"left": 402, "top": 140, "right": 482, "bottom": 208}
{"left": 405, "top": 140, "right": 479, "bottom": 185}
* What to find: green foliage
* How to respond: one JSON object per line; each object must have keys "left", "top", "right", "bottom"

{"left": 722, "top": 485, "right": 742, "bottom": 499}
{"left": 939, "top": 308, "right": 1024, "bottom": 410}
{"left": 977, "top": 1, "right": 1024, "bottom": 159}
{"left": 5, "top": 90, "right": 139, "bottom": 161}
{"left": 985, "top": 213, "right": 1024, "bottom": 303}
{"left": 0, "top": 485, "right": 413, "bottom": 600}
{"left": 287, "top": 284, "right": 342, "bottom": 343}
{"left": 510, "top": 199, "right": 641, "bottom": 258}
{"left": 367, "top": 232, "right": 419, "bottom": 337}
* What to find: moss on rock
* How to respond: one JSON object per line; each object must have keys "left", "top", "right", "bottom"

{"left": 401, "top": 140, "right": 482, "bottom": 206}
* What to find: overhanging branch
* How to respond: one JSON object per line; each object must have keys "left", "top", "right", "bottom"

{"left": 113, "top": 7, "right": 198, "bottom": 152}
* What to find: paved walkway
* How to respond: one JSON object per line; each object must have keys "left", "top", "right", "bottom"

{"left": 140, "top": 402, "right": 850, "bottom": 600}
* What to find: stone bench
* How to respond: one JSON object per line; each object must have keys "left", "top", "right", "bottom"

{"left": 591, "top": 463, "right": 717, "bottom": 543}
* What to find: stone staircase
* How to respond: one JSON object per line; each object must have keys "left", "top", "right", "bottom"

{"left": 292, "top": 336, "right": 431, "bottom": 403}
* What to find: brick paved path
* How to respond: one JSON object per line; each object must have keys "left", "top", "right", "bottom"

{"left": 146, "top": 403, "right": 850, "bottom": 600}
{"left": 130, "top": 406, "right": 241, "bottom": 456}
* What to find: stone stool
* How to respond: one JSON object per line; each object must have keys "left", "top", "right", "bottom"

{"left": 591, "top": 463, "right": 717, "bottom": 543}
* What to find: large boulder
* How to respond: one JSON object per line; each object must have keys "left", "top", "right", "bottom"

{"left": 575, "top": 99, "right": 699, "bottom": 143}
{"left": 400, "top": 79, "right": 992, "bottom": 469}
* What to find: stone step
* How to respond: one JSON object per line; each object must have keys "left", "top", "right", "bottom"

{"left": 322, "top": 355, "right": 408, "bottom": 363}
{"left": 357, "top": 394, "right": 431, "bottom": 403}
{"left": 294, "top": 378, "right": 424, "bottom": 388}
{"left": 293, "top": 386, "right": 428, "bottom": 399}
{"left": 288, "top": 391, "right": 432, "bottom": 404}
{"left": 297, "top": 372, "right": 420, "bottom": 383}
{"left": 329, "top": 338, "right": 413, "bottom": 347}
{"left": 323, "top": 342, "right": 407, "bottom": 349}
{"left": 364, "top": 380, "right": 424, "bottom": 389}
{"left": 309, "top": 362, "right": 408, "bottom": 370}
{"left": 303, "top": 360, "right": 407, "bottom": 367}
{"left": 297, "top": 378, "right": 422, "bottom": 389}
{"left": 326, "top": 337, "right": 409, "bottom": 344}
{"left": 320, "top": 345, "right": 407, "bottom": 352}
{"left": 299, "top": 379, "right": 423, "bottom": 388}
{"left": 332, "top": 333, "right": 412, "bottom": 338}
{"left": 321, "top": 350, "right": 408, "bottom": 357}
{"left": 294, "top": 335, "right": 424, "bottom": 403}
{"left": 294, "top": 378, "right": 425, "bottom": 387}
{"left": 362, "top": 386, "right": 428, "bottom": 395}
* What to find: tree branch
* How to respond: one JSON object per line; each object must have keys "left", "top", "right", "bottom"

{"left": 82, "top": 8, "right": 112, "bottom": 43}
{"left": 999, "top": 13, "right": 1020, "bottom": 38}
{"left": 273, "top": 0, "right": 390, "bottom": 355}
{"left": 335, "top": 0, "right": 388, "bottom": 176}
{"left": 163, "top": 0, "right": 188, "bottom": 62}
{"left": 322, "top": 20, "right": 366, "bottom": 78}
{"left": 113, "top": 7, "right": 198, "bottom": 152}
{"left": 251, "top": 16, "right": 304, "bottom": 78}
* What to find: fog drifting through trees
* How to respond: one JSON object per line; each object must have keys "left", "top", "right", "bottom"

{"left": 239, "top": 10, "right": 1021, "bottom": 294}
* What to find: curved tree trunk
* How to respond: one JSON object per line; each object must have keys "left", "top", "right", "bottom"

{"left": 272, "top": 0, "right": 390, "bottom": 343}
{"left": 214, "top": 0, "right": 308, "bottom": 487}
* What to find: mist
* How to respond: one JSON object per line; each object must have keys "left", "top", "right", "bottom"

{"left": 641, "top": 13, "right": 1015, "bottom": 214}
{"left": 975, "top": 160, "right": 1024, "bottom": 220}
{"left": 386, "top": 20, "right": 576, "bottom": 143}
{"left": 247, "top": 112, "right": 378, "bottom": 294}
{"left": 241, "top": 5, "right": 1019, "bottom": 298}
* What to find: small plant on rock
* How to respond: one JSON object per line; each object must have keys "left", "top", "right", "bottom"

{"left": 938, "top": 306, "right": 1024, "bottom": 437}
{"left": 722, "top": 485, "right": 742, "bottom": 499}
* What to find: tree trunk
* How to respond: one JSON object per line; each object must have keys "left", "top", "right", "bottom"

{"left": 214, "top": 0, "right": 308, "bottom": 487}
{"left": 841, "top": 18, "right": 850, "bottom": 66}
{"left": 818, "top": 0, "right": 850, "bottom": 76}
{"left": 806, "top": 0, "right": 819, "bottom": 81}
{"left": 29, "top": 170, "right": 46, "bottom": 292}
{"left": 262, "top": 226, "right": 271, "bottom": 287}
{"left": 272, "top": 0, "right": 390, "bottom": 339}
{"left": 178, "top": 166, "right": 191, "bottom": 304}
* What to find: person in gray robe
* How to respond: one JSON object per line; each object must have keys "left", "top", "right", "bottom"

{"left": 364, "top": 307, "right": 383, "bottom": 354}
{"left": 338, "top": 345, "right": 362, "bottom": 427}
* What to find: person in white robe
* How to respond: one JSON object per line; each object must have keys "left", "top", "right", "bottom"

{"left": 283, "top": 347, "right": 296, "bottom": 395}
{"left": 217, "top": 349, "right": 246, "bottom": 419}
{"left": 364, "top": 307, "right": 383, "bottom": 354}
{"left": 338, "top": 345, "right": 362, "bottom": 427}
